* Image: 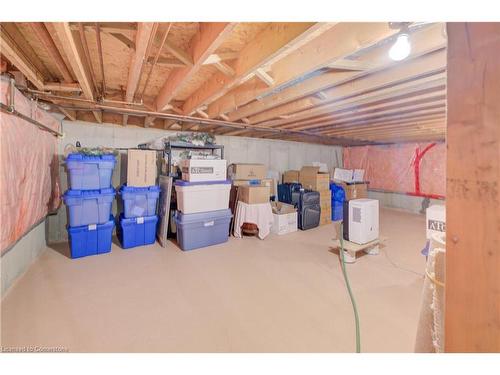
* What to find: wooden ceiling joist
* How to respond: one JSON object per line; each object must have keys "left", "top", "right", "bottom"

{"left": 260, "top": 71, "right": 446, "bottom": 129}
{"left": 181, "top": 22, "right": 333, "bottom": 115}
{"left": 207, "top": 22, "right": 410, "bottom": 120}
{"left": 52, "top": 22, "right": 101, "bottom": 123}
{"left": 227, "top": 26, "right": 447, "bottom": 124}
{"left": 123, "top": 22, "right": 157, "bottom": 126}
{"left": 155, "top": 22, "right": 237, "bottom": 112}
{"left": 283, "top": 91, "right": 446, "bottom": 131}
{"left": 0, "top": 25, "right": 45, "bottom": 89}
{"left": 30, "top": 22, "right": 74, "bottom": 83}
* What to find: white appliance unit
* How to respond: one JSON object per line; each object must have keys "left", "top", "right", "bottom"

{"left": 343, "top": 199, "right": 379, "bottom": 244}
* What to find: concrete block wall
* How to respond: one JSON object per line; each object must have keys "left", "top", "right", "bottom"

{"left": 47, "top": 120, "right": 343, "bottom": 243}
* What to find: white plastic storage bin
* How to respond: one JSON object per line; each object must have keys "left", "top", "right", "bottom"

{"left": 175, "top": 180, "right": 231, "bottom": 214}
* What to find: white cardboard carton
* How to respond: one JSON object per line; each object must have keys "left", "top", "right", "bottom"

{"left": 271, "top": 202, "right": 298, "bottom": 235}
{"left": 333, "top": 167, "right": 365, "bottom": 183}
{"left": 180, "top": 159, "right": 227, "bottom": 182}
{"left": 426, "top": 205, "right": 446, "bottom": 239}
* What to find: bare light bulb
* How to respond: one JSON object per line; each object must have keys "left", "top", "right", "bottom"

{"left": 389, "top": 33, "right": 411, "bottom": 61}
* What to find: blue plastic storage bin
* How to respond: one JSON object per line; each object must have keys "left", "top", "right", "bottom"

{"left": 330, "top": 182, "right": 346, "bottom": 202}
{"left": 63, "top": 188, "right": 115, "bottom": 227}
{"left": 119, "top": 185, "right": 160, "bottom": 218}
{"left": 117, "top": 214, "right": 158, "bottom": 249}
{"left": 175, "top": 209, "right": 232, "bottom": 251}
{"left": 67, "top": 215, "right": 115, "bottom": 258}
{"left": 332, "top": 201, "right": 343, "bottom": 221}
{"left": 66, "top": 153, "right": 116, "bottom": 190}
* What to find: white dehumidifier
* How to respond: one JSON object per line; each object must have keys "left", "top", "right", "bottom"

{"left": 343, "top": 199, "right": 379, "bottom": 244}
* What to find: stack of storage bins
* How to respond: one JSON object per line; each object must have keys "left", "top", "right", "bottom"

{"left": 117, "top": 185, "right": 160, "bottom": 249}
{"left": 63, "top": 153, "right": 116, "bottom": 258}
{"left": 174, "top": 159, "right": 232, "bottom": 251}
{"left": 330, "top": 182, "right": 346, "bottom": 221}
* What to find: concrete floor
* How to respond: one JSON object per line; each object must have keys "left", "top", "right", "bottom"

{"left": 1, "top": 208, "right": 426, "bottom": 352}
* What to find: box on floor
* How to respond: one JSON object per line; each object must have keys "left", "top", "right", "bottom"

{"left": 340, "top": 182, "right": 368, "bottom": 200}
{"left": 271, "top": 201, "right": 297, "bottom": 235}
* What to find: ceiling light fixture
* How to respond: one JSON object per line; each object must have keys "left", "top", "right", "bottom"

{"left": 388, "top": 22, "right": 412, "bottom": 61}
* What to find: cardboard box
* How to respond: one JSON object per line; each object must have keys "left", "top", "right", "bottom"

{"left": 228, "top": 163, "right": 267, "bottom": 180}
{"left": 426, "top": 205, "right": 446, "bottom": 239}
{"left": 341, "top": 182, "right": 368, "bottom": 200}
{"left": 299, "top": 166, "right": 330, "bottom": 191}
{"left": 127, "top": 149, "right": 157, "bottom": 187}
{"left": 238, "top": 185, "right": 270, "bottom": 204}
{"left": 333, "top": 168, "right": 365, "bottom": 183}
{"left": 180, "top": 159, "right": 227, "bottom": 182}
{"left": 232, "top": 178, "right": 275, "bottom": 196}
{"left": 271, "top": 202, "right": 298, "bottom": 235}
{"left": 283, "top": 170, "right": 300, "bottom": 183}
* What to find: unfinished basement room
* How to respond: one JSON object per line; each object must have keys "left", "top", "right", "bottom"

{"left": 1, "top": 3, "right": 499, "bottom": 367}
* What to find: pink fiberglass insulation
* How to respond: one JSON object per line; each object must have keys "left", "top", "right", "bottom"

{"left": 343, "top": 142, "right": 445, "bottom": 197}
{"left": 0, "top": 78, "right": 61, "bottom": 254}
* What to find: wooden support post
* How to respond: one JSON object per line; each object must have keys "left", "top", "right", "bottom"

{"left": 445, "top": 22, "right": 500, "bottom": 352}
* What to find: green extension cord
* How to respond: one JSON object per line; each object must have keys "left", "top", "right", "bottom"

{"left": 339, "top": 222, "right": 361, "bottom": 353}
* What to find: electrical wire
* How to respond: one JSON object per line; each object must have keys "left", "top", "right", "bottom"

{"left": 339, "top": 222, "right": 361, "bottom": 353}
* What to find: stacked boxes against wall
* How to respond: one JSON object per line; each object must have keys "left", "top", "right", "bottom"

{"left": 299, "top": 166, "right": 331, "bottom": 225}
{"left": 228, "top": 164, "right": 275, "bottom": 238}
{"left": 117, "top": 150, "right": 159, "bottom": 249}
{"left": 63, "top": 153, "right": 116, "bottom": 258}
{"left": 175, "top": 158, "right": 232, "bottom": 251}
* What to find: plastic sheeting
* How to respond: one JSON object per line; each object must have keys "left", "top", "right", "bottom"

{"left": 343, "top": 142, "right": 445, "bottom": 197}
{"left": 0, "top": 78, "right": 61, "bottom": 254}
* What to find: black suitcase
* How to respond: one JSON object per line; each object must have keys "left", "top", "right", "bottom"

{"left": 297, "top": 190, "right": 321, "bottom": 230}
{"left": 277, "top": 183, "right": 302, "bottom": 205}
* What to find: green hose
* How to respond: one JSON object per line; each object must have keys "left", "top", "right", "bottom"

{"left": 339, "top": 222, "right": 361, "bottom": 353}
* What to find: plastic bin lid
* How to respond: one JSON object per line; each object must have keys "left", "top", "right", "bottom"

{"left": 175, "top": 179, "right": 231, "bottom": 186}
{"left": 66, "top": 153, "right": 116, "bottom": 161}
{"left": 118, "top": 212, "right": 158, "bottom": 224}
{"left": 119, "top": 184, "right": 160, "bottom": 193}
{"left": 67, "top": 215, "right": 115, "bottom": 232}
{"left": 64, "top": 187, "right": 116, "bottom": 198}
{"left": 175, "top": 208, "right": 232, "bottom": 224}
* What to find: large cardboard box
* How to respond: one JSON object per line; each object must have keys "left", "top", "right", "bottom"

{"left": 232, "top": 178, "right": 275, "bottom": 196}
{"left": 341, "top": 182, "right": 368, "bottom": 200}
{"left": 426, "top": 205, "right": 446, "bottom": 239}
{"left": 283, "top": 170, "right": 300, "bottom": 183}
{"left": 271, "top": 202, "right": 298, "bottom": 235}
{"left": 238, "top": 185, "right": 270, "bottom": 204}
{"left": 180, "top": 159, "right": 227, "bottom": 182}
{"left": 228, "top": 163, "right": 267, "bottom": 180}
{"left": 299, "top": 166, "right": 330, "bottom": 191}
{"left": 127, "top": 149, "right": 157, "bottom": 187}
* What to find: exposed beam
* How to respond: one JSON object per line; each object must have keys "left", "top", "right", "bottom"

{"left": 182, "top": 22, "right": 332, "bottom": 115}
{"left": 283, "top": 91, "right": 446, "bottom": 131}
{"left": 255, "top": 68, "right": 274, "bottom": 86}
{"left": 163, "top": 40, "right": 193, "bottom": 66}
{"left": 213, "top": 61, "right": 235, "bottom": 76}
{"left": 52, "top": 22, "right": 101, "bottom": 123}
{"left": 0, "top": 25, "right": 45, "bottom": 89}
{"left": 203, "top": 51, "right": 238, "bottom": 65}
{"left": 43, "top": 82, "right": 82, "bottom": 92}
{"left": 155, "top": 22, "right": 237, "bottom": 112}
{"left": 257, "top": 70, "right": 446, "bottom": 127}
{"left": 30, "top": 22, "right": 74, "bottom": 83}
{"left": 221, "top": 23, "right": 446, "bottom": 122}
{"left": 1, "top": 23, "right": 54, "bottom": 80}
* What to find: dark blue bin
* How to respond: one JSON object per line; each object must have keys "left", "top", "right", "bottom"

{"left": 332, "top": 201, "right": 343, "bottom": 221}
{"left": 63, "top": 188, "right": 115, "bottom": 227}
{"left": 66, "top": 153, "right": 116, "bottom": 190}
{"left": 117, "top": 214, "right": 158, "bottom": 249}
{"left": 67, "top": 215, "right": 115, "bottom": 259}
{"left": 119, "top": 184, "right": 160, "bottom": 218}
{"left": 175, "top": 209, "right": 232, "bottom": 251}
